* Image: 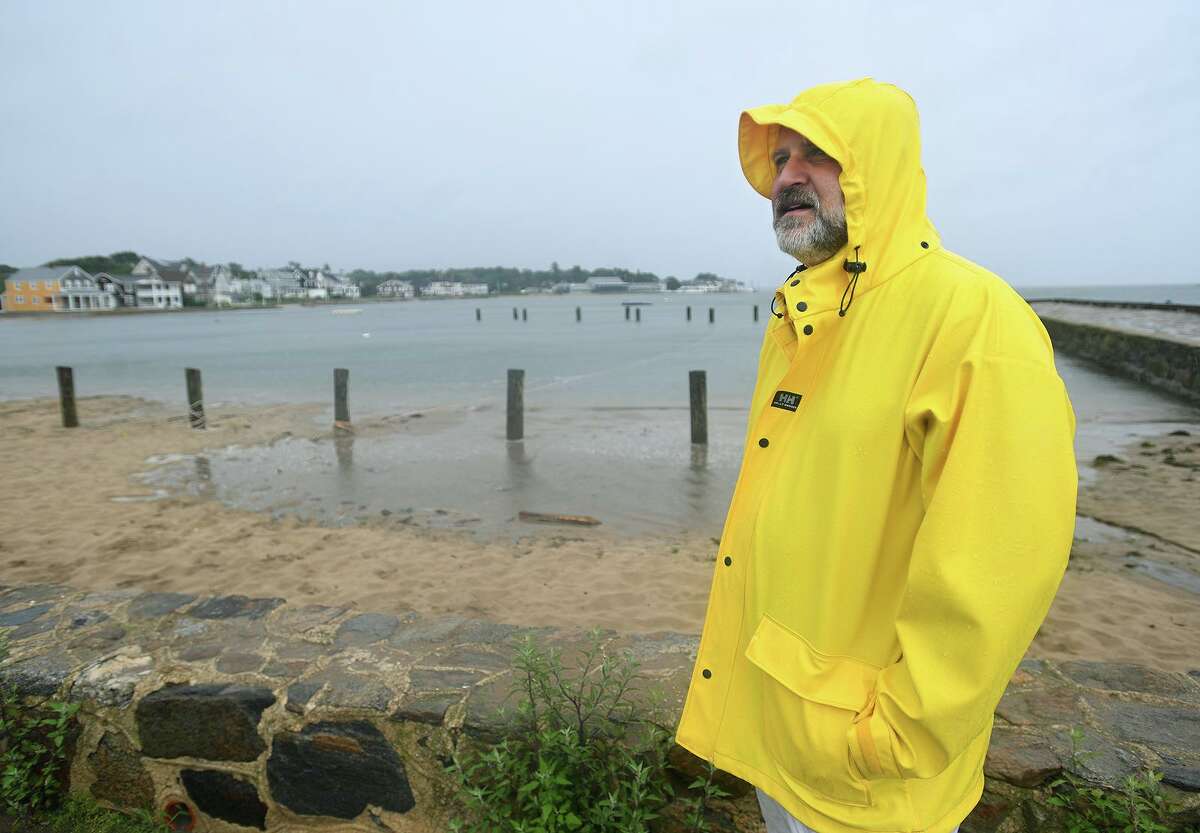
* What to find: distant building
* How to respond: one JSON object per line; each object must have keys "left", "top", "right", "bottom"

{"left": 133, "top": 275, "right": 183, "bottom": 309}
{"left": 585, "top": 276, "right": 628, "bottom": 293}
{"left": 131, "top": 257, "right": 194, "bottom": 301}
{"left": 627, "top": 279, "right": 664, "bottom": 293}
{"left": 377, "top": 279, "right": 415, "bottom": 298}
{"left": 1, "top": 266, "right": 117, "bottom": 312}
{"left": 421, "top": 281, "right": 489, "bottom": 297}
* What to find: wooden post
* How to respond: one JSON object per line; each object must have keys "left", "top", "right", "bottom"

{"left": 513, "top": 307, "right": 519, "bottom": 320}
{"left": 185, "top": 368, "right": 205, "bottom": 430}
{"left": 686, "top": 306, "right": 692, "bottom": 321}
{"left": 689, "top": 370, "right": 707, "bottom": 445}
{"left": 334, "top": 368, "right": 350, "bottom": 430}
{"left": 625, "top": 306, "right": 631, "bottom": 320}
{"left": 522, "top": 308, "right": 527, "bottom": 321}
{"left": 753, "top": 304, "right": 759, "bottom": 322}
{"left": 507, "top": 369, "right": 524, "bottom": 441}
{"left": 476, "top": 308, "right": 481, "bottom": 321}
{"left": 709, "top": 307, "right": 715, "bottom": 324}
{"left": 635, "top": 308, "right": 641, "bottom": 322}
{"left": 55, "top": 366, "right": 77, "bottom": 428}
{"left": 576, "top": 306, "right": 581, "bottom": 322}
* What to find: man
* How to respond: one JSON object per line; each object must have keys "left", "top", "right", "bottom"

{"left": 674, "top": 78, "right": 1078, "bottom": 833}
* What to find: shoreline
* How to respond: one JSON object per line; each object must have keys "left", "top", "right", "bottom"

{"left": 0, "top": 396, "right": 1196, "bottom": 670}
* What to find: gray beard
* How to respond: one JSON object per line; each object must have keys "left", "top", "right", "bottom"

{"left": 774, "top": 203, "right": 848, "bottom": 266}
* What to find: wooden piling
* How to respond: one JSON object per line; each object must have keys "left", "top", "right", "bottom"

{"left": 507, "top": 369, "right": 524, "bottom": 441}
{"left": 55, "top": 366, "right": 77, "bottom": 428}
{"left": 576, "top": 306, "right": 581, "bottom": 322}
{"left": 522, "top": 308, "right": 527, "bottom": 322}
{"left": 754, "top": 304, "right": 759, "bottom": 322}
{"left": 513, "top": 307, "right": 519, "bottom": 320}
{"left": 476, "top": 308, "right": 481, "bottom": 321}
{"left": 185, "top": 367, "right": 205, "bottom": 430}
{"left": 635, "top": 308, "right": 641, "bottom": 322}
{"left": 686, "top": 306, "right": 692, "bottom": 321}
{"left": 689, "top": 370, "right": 707, "bottom": 445}
{"left": 708, "top": 307, "right": 715, "bottom": 324}
{"left": 625, "top": 306, "right": 631, "bottom": 321}
{"left": 334, "top": 368, "right": 351, "bottom": 430}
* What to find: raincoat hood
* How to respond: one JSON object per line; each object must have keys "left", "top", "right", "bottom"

{"left": 740, "top": 78, "right": 941, "bottom": 316}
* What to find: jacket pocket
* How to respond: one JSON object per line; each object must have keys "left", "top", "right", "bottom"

{"left": 744, "top": 613, "right": 879, "bottom": 807}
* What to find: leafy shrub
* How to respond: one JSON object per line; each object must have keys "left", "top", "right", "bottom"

{"left": 447, "top": 629, "right": 724, "bottom": 833}
{"left": 1045, "top": 726, "right": 1199, "bottom": 833}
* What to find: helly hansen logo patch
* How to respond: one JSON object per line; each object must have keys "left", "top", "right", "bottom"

{"left": 771, "top": 390, "right": 802, "bottom": 411}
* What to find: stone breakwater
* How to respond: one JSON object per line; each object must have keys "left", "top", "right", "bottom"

{"left": 0, "top": 583, "right": 1198, "bottom": 832}
{"left": 1033, "top": 301, "right": 1200, "bottom": 404}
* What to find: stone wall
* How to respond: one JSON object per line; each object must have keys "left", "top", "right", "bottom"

{"left": 1, "top": 583, "right": 1198, "bottom": 831}
{"left": 1038, "top": 316, "right": 1200, "bottom": 404}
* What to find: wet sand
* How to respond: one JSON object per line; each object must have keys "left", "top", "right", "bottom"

{"left": 0, "top": 396, "right": 1197, "bottom": 672}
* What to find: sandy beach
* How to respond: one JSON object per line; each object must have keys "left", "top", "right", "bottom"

{"left": 1, "top": 395, "right": 1197, "bottom": 672}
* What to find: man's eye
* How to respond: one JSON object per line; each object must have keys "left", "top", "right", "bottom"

{"left": 772, "top": 154, "right": 788, "bottom": 170}
{"left": 806, "top": 147, "right": 829, "bottom": 161}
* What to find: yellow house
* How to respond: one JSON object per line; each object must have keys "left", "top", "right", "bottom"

{"left": 1, "top": 266, "right": 116, "bottom": 312}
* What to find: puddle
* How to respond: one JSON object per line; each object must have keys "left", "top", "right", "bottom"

{"left": 1123, "top": 557, "right": 1200, "bottom": 595}
{"left": 110, "top": 490, "right": 170, "bottom": 503}
{"left": 134, "top": 406, "right": 747, "bottom": 541}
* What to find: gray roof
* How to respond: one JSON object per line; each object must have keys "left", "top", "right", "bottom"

{"left": 10, "top": 265, "right": 91, "bottom": 282}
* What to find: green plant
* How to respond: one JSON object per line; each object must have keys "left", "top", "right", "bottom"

{"left": 36, "top": 795, "right": 172, "bottom": 833}
{"left": 0, "top": 632, "right": 79, "bottom": 817}
{"left": 1045, "top": 726, "right": 1196, "bottom": 833}
{"left": 680, "top": 760, "right": 731, "bottom": 832}
{"left": 447, "top": 629, "right": 718, "bottom": 833}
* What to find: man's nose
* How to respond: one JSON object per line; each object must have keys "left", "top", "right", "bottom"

{"left": 772, "top": 155, "right": 812, "bottom": 198}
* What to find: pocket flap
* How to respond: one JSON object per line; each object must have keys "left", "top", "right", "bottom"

{"left": 744, "top": 614, "right": 880, "bottom": 712}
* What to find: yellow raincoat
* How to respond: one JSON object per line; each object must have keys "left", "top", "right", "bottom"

{"left": 675, "top": 78, "right": 1078, "bottom": 833}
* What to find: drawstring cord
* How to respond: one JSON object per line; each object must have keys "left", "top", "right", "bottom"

{"left": 840, "top": 246, "right": 866, "bottom": 317}
{"left": 770, "top": 264, "right": 806, "bottom": 318}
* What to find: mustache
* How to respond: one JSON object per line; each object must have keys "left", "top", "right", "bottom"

{"left": 773, "top": 185, "right": 821, "bottom": 220}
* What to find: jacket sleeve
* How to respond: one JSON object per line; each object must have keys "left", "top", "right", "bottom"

{"left": 846, "top": 350, "right": 1078, "bottom": 782}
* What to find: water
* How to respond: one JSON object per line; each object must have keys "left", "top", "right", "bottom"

{"left": 4, "top": 291, "right": 1198, "bottom": 539}
{"left": 1016, "top": 282, "right": 1200, "bottom": 305}
{"left": 0, "top": 293, "right": 773, "bottom": 413}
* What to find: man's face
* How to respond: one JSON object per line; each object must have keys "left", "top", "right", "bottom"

{"left": 770, "top": 126, "right": 847, "bottom": 266}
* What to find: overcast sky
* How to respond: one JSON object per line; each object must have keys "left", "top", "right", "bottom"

{"left": 2, "top": 1, "right": 1196, "bottom": 288}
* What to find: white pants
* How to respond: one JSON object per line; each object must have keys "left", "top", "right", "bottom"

{"left": 756, "top": 788, "right": 960, "bottom": 833}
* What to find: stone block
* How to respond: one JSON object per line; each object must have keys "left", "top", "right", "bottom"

{"left": 286, "top": 681, "right": 322, "bottom": 715}
{"left": 267, "top": 721, "right": 415, "bottom": 818}
{"left": 409, "top": 668, "right": 487, "bottom": 691}
{"left": 1060, "top": 660, "right": 1200, "bottom": 703}
{"left": 392, "top": 692, "right": 463, "bottom": 726}
{"left": 137, "top": 683, "right": 275, "bottom": 761}
{"left": 994, "top": 686, "right": 1085, "bottom": 726}
{"left": 984, "top": 727, "right": 1064, "bottom": 787}
{"left": 181, "top": 769, "right": 268, "bottom": 830}
{"left": 0, "top": 603, "right": 53, "bottom": 627}
{"left": 190, "top": 595, "right": 283, "bottom": 621}
{"left": 1084, "top": 695, "right": 1200, "bottom": 765}
{"left": 89, "top": 731, "right": 155, "bottom": 809}
{"left": 0, "top": 653, "right": 75, "bottom": 696}
{"left": 216, "top": 652, "right": 265, "bottom": 674}
{"left": 334, "top": 612, "right": 401, "bottom": 648}
{"left": 127, "top": 592, "right": 196, "bottom": 620}
{"left": 72, "top": 651, "right": 155, "bottom": 707}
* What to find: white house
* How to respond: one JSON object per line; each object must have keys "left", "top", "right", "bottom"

{"left": 134, "top": 276, "right": 183, "bottom": 309}
{"left": 377, "top": 279, "right": 415, "bottom": 298}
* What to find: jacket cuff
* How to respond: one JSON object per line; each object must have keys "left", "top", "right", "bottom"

{"left": 848, "top": 697, "right": 898, "bottom": 781}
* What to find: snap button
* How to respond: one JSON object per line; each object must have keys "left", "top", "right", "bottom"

{"left": 758, "top": 438, "right": 769, "bottom": 448}
{"left": 803, "top": 324, "right": 814, "bottom": 335}
{"left": 723, "top": 556, "right": 732, "bottom": 566}
{"left": 702, "top": 669, "right": 712, "bottom": 679}
{"left": 921, "top": 241, "right": 929, "bottom": 249}
{"left": 790, "top": 279, "right": 801, "bottom": 287}
{"left": 796, "top": 301, "right": 807, "bottom": 311}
